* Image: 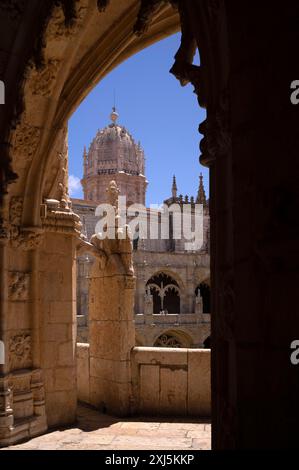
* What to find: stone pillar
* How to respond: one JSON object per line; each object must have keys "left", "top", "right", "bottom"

{"left": 87, "top": 180, "right": 136, "bottom": 416}
{"left": 89, "top": 268, "right": 135, "bottom": 416}
{"left": 172, "top": 0, "right": 299, "bottom": 450}
{"left": 39, "top": 228, "right": 78, "bottom": 428}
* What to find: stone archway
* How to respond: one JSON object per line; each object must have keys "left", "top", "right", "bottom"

{"left": 0, "top": 0, "right": 181, "bottom": 446}
{"left": 0, "top": 0, "right": 248, "bottom": 451}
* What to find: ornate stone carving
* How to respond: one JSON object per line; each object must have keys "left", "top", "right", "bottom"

{"left": 9, "top": 333, "right": 32, "bottom": 371}
{"left": 154, "top": 333, "right": 182, "bottom": 348}
{"left": 199, "top": 90, "right": 231, "bottom": 166}
{"left": 29, "top": 60, "right": 60, "bottom": 97}
{"left": 11, "top": 228, "right": 44, "bottom": 251}
{"left": 9, "top": 196, "right": 23, "bottom": 239}
{"left": 42, "top": 207, "right": 82, "bottom": 235}
{"left": 46, "top": 2, "right": 87, "bottom": 40}
{"left": 43, "top": 127, "right": 71, "bottom": 208}
{"left": 134, "top": 0, "right": 178, "bottom": 36}
{"left": 124, "top": 277, "right": 136, "bottom": 290}
{"left": 0, "top": 142, "right": 18, "bottom": 204}
{"left": 8, "top": 272, "right": 30, "bottom": 302}
{"left": 0, "top": 217, "right": 10, "bottom": 241}
{"left": 9, "top": 197, "right": 23, "bottom": 226}
{"left": 12, "top": 120, "right": 41, "bottom": 163}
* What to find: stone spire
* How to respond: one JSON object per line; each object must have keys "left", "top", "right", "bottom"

{"left": 172, "top": 175, "right": 178, "bottom": 199}
{"left": 196, "top": 173, "right": 207, "bottom": 206}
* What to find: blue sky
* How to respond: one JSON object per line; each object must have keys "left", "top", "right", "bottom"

{"left": 68, "top": 32, "right": 208, "bottom": 205}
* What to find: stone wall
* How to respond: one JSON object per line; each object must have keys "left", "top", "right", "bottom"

{"left": 77, "top": 344, "right": 211, "bottom": 417}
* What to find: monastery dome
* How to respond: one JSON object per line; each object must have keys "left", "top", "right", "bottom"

{"left": 85, "top": 108, "right": 144, "bottom": 175}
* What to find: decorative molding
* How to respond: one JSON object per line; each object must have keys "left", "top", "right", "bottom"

{"left": 124, "top": 276, "right": 136, "bottom": 290}
{"left": 12, "top": 120, "right": 41, "bottom": 163}
{"left": 11, "top": 227, "right": 44, "bottom": 251}
{"left": 43, "top": 126, "right": 71, "bottom": 208}
{"left": 42, "top": 207, "right": 82, "bottom": 235}
{"left": 9, "top": 196, "right": 23, "bottom": 239}
{"left": 46, "top": 2, "right": 87, "bottom": 40}
{"left": 8, "top": 272, "right": 30, "bottom": 302}
{"left": 9, "top": 197, "right": 23, "bottom": 226}
{"left": 199, "top": 90, "right": 231, "bottom": 167}
{"left": 134, "top": 0, "right": 178, "bottom": 36}
{"left": 29, "top": 59, "right": 60, "bottom": 97}
{"left": 9, "top": 333, "right": 32, "bottom": 371}
{"left": 0, "top": 217, "right": 10, "bottom": 241}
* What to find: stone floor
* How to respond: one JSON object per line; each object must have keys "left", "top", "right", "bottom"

{"left": 2, "top": 404, "right": 211, "bottom": 450}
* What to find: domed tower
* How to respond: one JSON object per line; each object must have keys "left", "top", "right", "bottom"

{"left": 81, "top": 108, "right": 147, "bottom": 205}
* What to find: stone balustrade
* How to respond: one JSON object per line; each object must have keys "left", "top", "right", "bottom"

{"left": 134, "top": 312, "right": 211, "bottom": 326}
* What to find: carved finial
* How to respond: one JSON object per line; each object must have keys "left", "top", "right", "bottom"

{"left": 106, "top": 180, "right": 120, "bottom": 207}
{"left": 172, "top": 175, "right": 177, "bottom": 198}
{"left": 196, "top": 173, "right": 207, "bottom": 206}
{"left": 110, "top": 106, "right": 119, "bottom": 124}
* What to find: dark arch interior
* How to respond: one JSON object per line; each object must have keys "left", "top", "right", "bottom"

{"left": 147, "top": 272, "right": 180, "bottom": 314}
{"left": 195, "top": 282, "right": 211, "bottom": 314}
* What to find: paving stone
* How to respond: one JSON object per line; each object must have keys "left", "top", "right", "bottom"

{"left": 1, "top": 405, "right": 211, "bottom": 451}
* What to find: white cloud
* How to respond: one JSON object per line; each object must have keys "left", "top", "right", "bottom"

{"left": 68, "top": 174, "right": 81, "bottom": 196}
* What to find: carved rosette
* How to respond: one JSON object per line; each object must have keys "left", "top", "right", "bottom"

{"left": 9, "top": 333, "right": 32, "bottom": 371}
{"left": 8, "top": 272, "right": 30, "bottom": 302}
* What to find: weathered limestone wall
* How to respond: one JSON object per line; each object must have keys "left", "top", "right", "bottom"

{"left": 131, "top": 348, "right": 211, "bottom": 417}
{"left": 77, "top": 345, "right": 211, "bottom": 417}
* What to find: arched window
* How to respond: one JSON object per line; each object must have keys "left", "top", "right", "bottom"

{"left": 195, "top": 282, "right": 211, "bottom": 314}
{"left": 146, "top": 272, "right": 180, "bottom": 314}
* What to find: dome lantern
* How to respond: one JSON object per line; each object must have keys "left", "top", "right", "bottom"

{"left": 110, "top": 106, "right": 119, "bottom": 124}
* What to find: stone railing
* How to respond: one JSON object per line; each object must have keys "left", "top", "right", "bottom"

{"left": 134, "top": 312, "right": 211, "bottom": 326}
{"left": 77, "top": 344, "right": 211, "bottom": 417}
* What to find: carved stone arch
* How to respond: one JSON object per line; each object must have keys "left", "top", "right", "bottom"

{"left": 153, "top": 329, "right": 193, "bottom": 348}
{"left": 146, "top": 268, "right": 184, "bottom": 290}
{"left": 16, "top": 2, "right": 180, "bottom": 228}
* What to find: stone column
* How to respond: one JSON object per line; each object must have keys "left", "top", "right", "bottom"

{"left": 88, "top": 181, "right": 135, "bottom": 416}
{"left": 89, "top": 268, "right": 135, "bottom": 416}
